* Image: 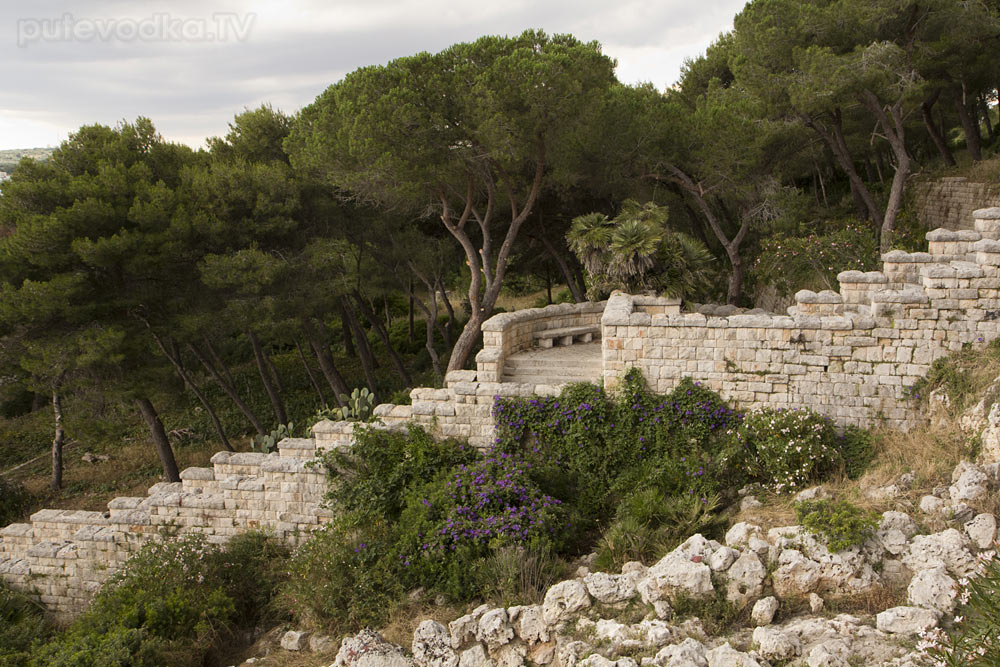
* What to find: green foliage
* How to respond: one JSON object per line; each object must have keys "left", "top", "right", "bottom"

{"left": 921, "top": 552, "right": 1000, "bottom": 665}
{"left": 753, "top": 219, "right": 879, "bottom": 296}
{"left": 334, "top": 387, "right": 375, "bottom": 422}
{"left": 795, "top": 499, "right": 879, "bottom": 552}
{"left": 28, "top": 532, "right": 288, "bottom": 666}
{"left": 252, "top": 422, "right": 294, "bottom": 453}
{"left": 567, "top": 201, "right": 715, "bottom": 299}
{"left": 0, "top": 478, "right": 31, "bottom": 528}
{"left": 734, "top": 407, "right": 844, "bottom": 493}
{"left": 0, "top": 581, "right": 51, "bottom": 666}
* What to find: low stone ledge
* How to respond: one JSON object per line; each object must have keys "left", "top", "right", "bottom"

{"left": 445, "top": 370, "right": 477, "bottom": 384}
{"left": 972, "top": 238, "right": 1000, "bottom": 253}
{"left": 871, "top": 289, "right": 930, "bottom": 304}
{"left": 107, "top": 497, "right": 143, "bottom": 511}
{"left": 881, "top": 250, "right": 933, "bottom": 263}
{"left": 974, "top": 207, "right": 1000, "bottom": 220}
{"left": 926, "top": 228, "right": 982, "bottom": 242}
{"left": 0, "top": 524, "right": 32, "bottom": 538}
{"left": 837, "top": 270, "right": 888, "bottom": 284}
{"left": 795, "top": 289, "right": 843, "bottom": 304}
{"left": 180, "top": 467, "right": 215, "bottom": 481}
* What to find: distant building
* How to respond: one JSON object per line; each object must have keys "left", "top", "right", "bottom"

{"left": 0, "top": 171, "right": 8, "bottom": 182}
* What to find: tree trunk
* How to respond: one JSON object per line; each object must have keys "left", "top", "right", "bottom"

{"left": 408, "top": 277, "right": 415, "bottom": 343}
{"left": 340, "top": 303, "right": 356, "bottom": 357}
{"left": 412, "top": 293, "right": 443, "bottom": 378}
{"left": 805, "top": 111, "right": 882, "bottom": 227}
{"left": 955, "top": 92, "right": 983, "bottom": 161}
{"left": 302, "top": 320, "right": 350, "bottom": 407}
{"left": 726, "top": 251, "right": 744, "bottom": 307}
{"left": 134, "top": 397, "right": 180, "bottom": 483}
{"left": 921, "top": 88, "right": 956, "bottom": 166}
{"left": 190, "top": 342, "right": 267, "bottom": 437}
{"left": 981, "top": 96, "right": 995, "bottom": 143}
{"left": 859, "top": 90, "right": 912, "bottom": 253}
{"left": 353, "top": 292, "right": 413, "bottom": 386}
{"left": 341, "top": 297, "right": 378, "bottom": 398}
{"left": 263, "top": 348, "right": 283, "bottom": 394}
{"left": 449, "top": 312, "right": 485, "bottom": 373}
{"left": 295, "top": 338, "right": 327, "bottom": 407}
{"left": 437, "top": 277, "right": 456, "bottom": 347}
{"left": 147, "top": 329, "right": 233, "bottom": 451}
{"left": 248, "top": 329, "right": 287, "bottom": 425}
{"left": 205, "top": 340, "right": 236, "bottom": 389}
{"left": 537, "top": 234, "right": 586, "bottom": 302}
{"left": 51, "top": 380, "right": 65, "bottom": 492}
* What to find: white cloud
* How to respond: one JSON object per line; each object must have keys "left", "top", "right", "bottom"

{"left": 0, "top": 0, "right": 746, "bottom": 149}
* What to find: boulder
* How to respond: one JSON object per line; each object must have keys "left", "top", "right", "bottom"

{"left": 965, "top": 513, "right": 997, "bottom": 550}
{"left": 705, "top": 643, "right": 763, "bottom": 667}
{"left": 584, "top": 572, "right": 637, "bottom": 604}
{"left": 919, "top": 495, "right": 946, "bottom": 514}
{"left": 651, "top": 637, "right": 708, "bottom": 667}
{"left": 725, "top": 551, "right": 766, "bottom": 607}
{"left": 413, "top": 620, "right": 458, "bottom": 667}
{"left": 903, "top": 529, "right": 977, "bottom": 577}
{"left": 333, "top": 629, "right": 415, "bottom": 667}
{"left": 876, "top": 606, "right": 941, "bottom": 635}
{"left": 906, "top": 566, "right": 957, "bottom": 614}
{"left": 281, "top": 630, "right": 309, "bottom": 651}
{"left": 508, "top": 605, "right": 549, "bottom": 645}
{"left": 772, "top": 549, "right": 821, "bottom": 598}
{"left": 809, "top": 593, "right": 825, "bottom": 613}
{"left": 476, "top": 608, "right": 514, "bottom": 651}
{"left": 752, "top": 627, "right": 801, "bottom": 662}
{"left": 458, "top": 644, "right": 490, "bottom": 667}
{"left": 707, "top": 546, "right": 738, "bottom": 572}
{"left": 451, "top": 605, "right": 489, "bottom": 649}
{"left": 875, "top": 512, "right": 919, "bottom": 556}
{"left": 310, "top": 635, "right": 336, "bottom": 653}
{"left": 643, "top": 552, "right": 715, "bottom": 603}
{"left": 950, "top": 465, "right": 989, "bottom": 503}
{"left": 725, "top": 522, "right": 762, "bottom": 549}
{"left": 807, "top": 642, "right": 851, "bottom": 667}
{"left": 542, "top": 580, "right": 591, "bottom": 626}
{"left": 750, "top": 596, "right": 779, "bottom": 626}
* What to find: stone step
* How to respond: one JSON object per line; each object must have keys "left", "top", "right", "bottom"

{"left": 503, "top": 358, "right": 602, "bottom": 371}
{"left": 501, "top": 373, "right": 601, "bottom": 385}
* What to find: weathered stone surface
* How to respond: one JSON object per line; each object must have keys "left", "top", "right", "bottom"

{"left": 705, "top": 643, "right": 763, "bottom": 667}
{"left": 651, "top": 637, "right": 708, "bottom": 667}
{"left": 725, "top": 522, "right": 762, "bottom": 549}
{"left": 907, "top": 566, "right": 957, "bottom": 614}
{"left": 903, "top": 529, "right": 977, "bottom": 577}
{"left": 643, "top": 552, "right": 715, "bottom": 603}
{"left": 333, "top": 629, "right": 415, "bottom": 667}
{"left": 542, "top": 580, "right": 591, "bottom": 626}
{"left": 772, "top": 549, "right": 821, "bottom": 598}
{"left": 584, "top": 572, "right": 637, "bottom": 605}
{"left": 752, "top": 627, "right": 802, "bottom": 662}
{"left": 458, "top": 644, "right": 490, "bottom": 667}
{"left": 876, "top": 512, "right": 919, "bottom": 556}
{"left": 920, "top": 495, "right": 946, "bottom": 514}
{"left": 413, "top": 620, "right": 458, "bottom": 667}
{"left": 707, "top": 546, "right": 738, "bottom": 572}
{"left": 281, "top": 630, "right": 309, "bottom": 651}
{"left": 309, "top": 634, "right": 335, "bottom": 653}
{"left": 508, "top": 605, "right": 549, "bottom": 645}
{"left": 725, "top": 551, "right": 766, "bottom": 607}
{"left": 751, "top": 596, "right": 779, "bottom": 626}
{"left": 950, "top": 465, "right": 990, "bottom": 503}
{"left": 965, "top": 513, "right": 997, "bottom": 549}
{"left": 476, "top": 608, "right": 514, "bottom": 651}
{"left": 876, "top": 606, "right": 941, "bottom": 635}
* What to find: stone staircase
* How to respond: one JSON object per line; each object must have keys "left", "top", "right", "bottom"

{"left": 501, "top": 341, "right": 603, "bottom": 385}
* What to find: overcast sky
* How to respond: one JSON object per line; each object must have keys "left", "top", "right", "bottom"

{"left": 1, "top": 0, "right": 748, "bottom": 150}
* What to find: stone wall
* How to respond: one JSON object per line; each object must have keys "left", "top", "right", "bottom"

{"left": 913, "top": 177, "right": 1000, "bottom": 231}
{"left": 601, "top": 208, "right": 1000, "bottom": 431}
{"left": 0, "top": 439, "right": 330, "bottom": 618}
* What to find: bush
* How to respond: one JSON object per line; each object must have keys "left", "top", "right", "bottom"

{"left": 735, "top": 407, "right": 843, "bottom": 493}
{"left": 919, "top": 551, "right": 1000, "bottom": 666}
{"left": 0, "top": 581, "right": 51, "bottom": 666}
{"left": 30, "top": 531, "right": 288, "bottom": 666}
{"left": 0, "top": 478, "right": 31, "bottom": 528}
{"left": 795, "top": 499, "right": 879, "bottom": 552}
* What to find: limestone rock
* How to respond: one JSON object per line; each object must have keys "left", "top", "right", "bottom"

{"left": 542, "top": 580, "right": 591, "bottom": 626}
{"left": 508, "top": 605, "right": 549, "bottom": 645}
{"left": 493, "top": 642, "right": 526, "bottom": 667}
{"left": 584, "top": 572, "right": 637, "bottom": 604}
{"left": 476, "top": 608, "right": 514, "bottom": 651}
{"left": 980, "top": 402, "right": 1000, "bottom": 462}
{"left": 950, "top": 464, "right": 990, "bottom": 503}
{"left": 310, "top": 635, "right": 335, "bottom": 653}
{"left": 903, "top": 529, "right": 977, "bottom": 577}
{"left": 796, "top": 486, "right": 831, "bottom": 502}
{"left": 705, "top": 642, "right": 763, "bottom": 667}
{"left": 875, "top": 511, "right": 918, "bottom": 556}
{"left": 707, "top": 546, "right": 738, "bottom": 572}
{"left": 807, "top": 642, "right": 851, "bottom": 667}
{"left": 809, "top": 593, "right": 825, "bottom": 613}
{"left": 333, "top": 629, "right": 415, "bottom": 667}
{"left": 740, "top": 495, "right": 763, "bottom": 511}
{"left": 920, "top": 495, "right": 946, "bottom": 514}
{"left": 643, "top": 552, "right": 715, "bottom": 603}
{"left": 458, "top": 644, "right": 490, "bottom": 667}
{"left": 413, "top": 620, "right": 458, "bottom": 667}
{"left": 281, "top": 630, "right": 309, "bottom": 651}
{"left": 752, "top": 626, "right": 801, "bottom": 662}
{"left": 965, "top": 513, "right": 997, "bottom": 549}
{"left": 725, "top": 550, "right": 766, "bottom": 607}
{"left": 451, "top": 609, "right": 485, "bottom": 649}
{"left": 651, "top": 637, "right": 707, "bottom": 667}
{"left": 907, "top": 566, "right": 957, "bottom": 614}
{"left": 772, "top": 549, "right": 821, "bottom": 598}
{"left": 876, "top": 606, "right": 941, "bottom": 635}
{"left": 750, "top": 596, "right": 779, "bottom": 626}
{"left": 725, "top": 522, "right": 762, "bottom": 549}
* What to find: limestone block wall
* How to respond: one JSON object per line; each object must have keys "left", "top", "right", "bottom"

{"left": 0, "top": 439, "right": 330, "bottom": 618}
{"left": 913, "top": 177, "right": 1000, "bottom": 231}
{"left": 475, "top": 301, "right": 606, "bottom": 381}
{"left": 601, "top": 208, "right": 1000, "bottom": 431}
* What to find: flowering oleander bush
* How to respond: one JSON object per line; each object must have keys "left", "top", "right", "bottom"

{"left": 919, "top": 549, "right": 1000, "bottom": 666}
{"left": 733, "top": 407, "right": 843, "bottom": 492}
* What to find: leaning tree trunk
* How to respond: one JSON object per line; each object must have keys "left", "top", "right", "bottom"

{"left": 248, "top": 330, "right": 288, "bottom": 426}
{"left": 353, "top": 292, "right": 412, "bottom": 386}
{"left": 134, "top": 397, "right": 180, "bottom": 483}
{"left": 190, "top": 342, "right": 267, "bottom": 437}
{"left": 341, "top": 297, "right": 378, "bottom": 398}
{"left": 301, "top": 319, "right": 349, "bottom": 408}
{"left": 921, "top": 88, "right": 956, "bottom": 166}
{"left": 295, "top": 338, "right": 328, "bottom": 407}
{"left": 955, "top": 93, "right": 983, "bottom": 162}
{"left": 726, "top": 250, "right": 744, "bottom": 306}
{"left": 51, "top": 378, "right": 66, "bottom": 492}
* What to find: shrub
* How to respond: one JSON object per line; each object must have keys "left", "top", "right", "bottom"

{"left": 0, "top": 581, "right": 51, "bottom": 665}
{"left": 735, "top": 407, "right": 843, "bottom": 492}
{"left": 919, "top": 551, "right": 1000, "bottom": 666}
{"left": 0, "top": 478, "right": 31, "bottom": 528}
{"left": 795, "top": 499, "right": 879, "bottom": 552}
{"left": 31, "top": 531, "right": 289, "bottom": 666}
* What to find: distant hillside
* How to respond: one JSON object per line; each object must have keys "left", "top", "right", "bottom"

{"left": 0, "top": 147, "right": 54, "bottom": 173}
